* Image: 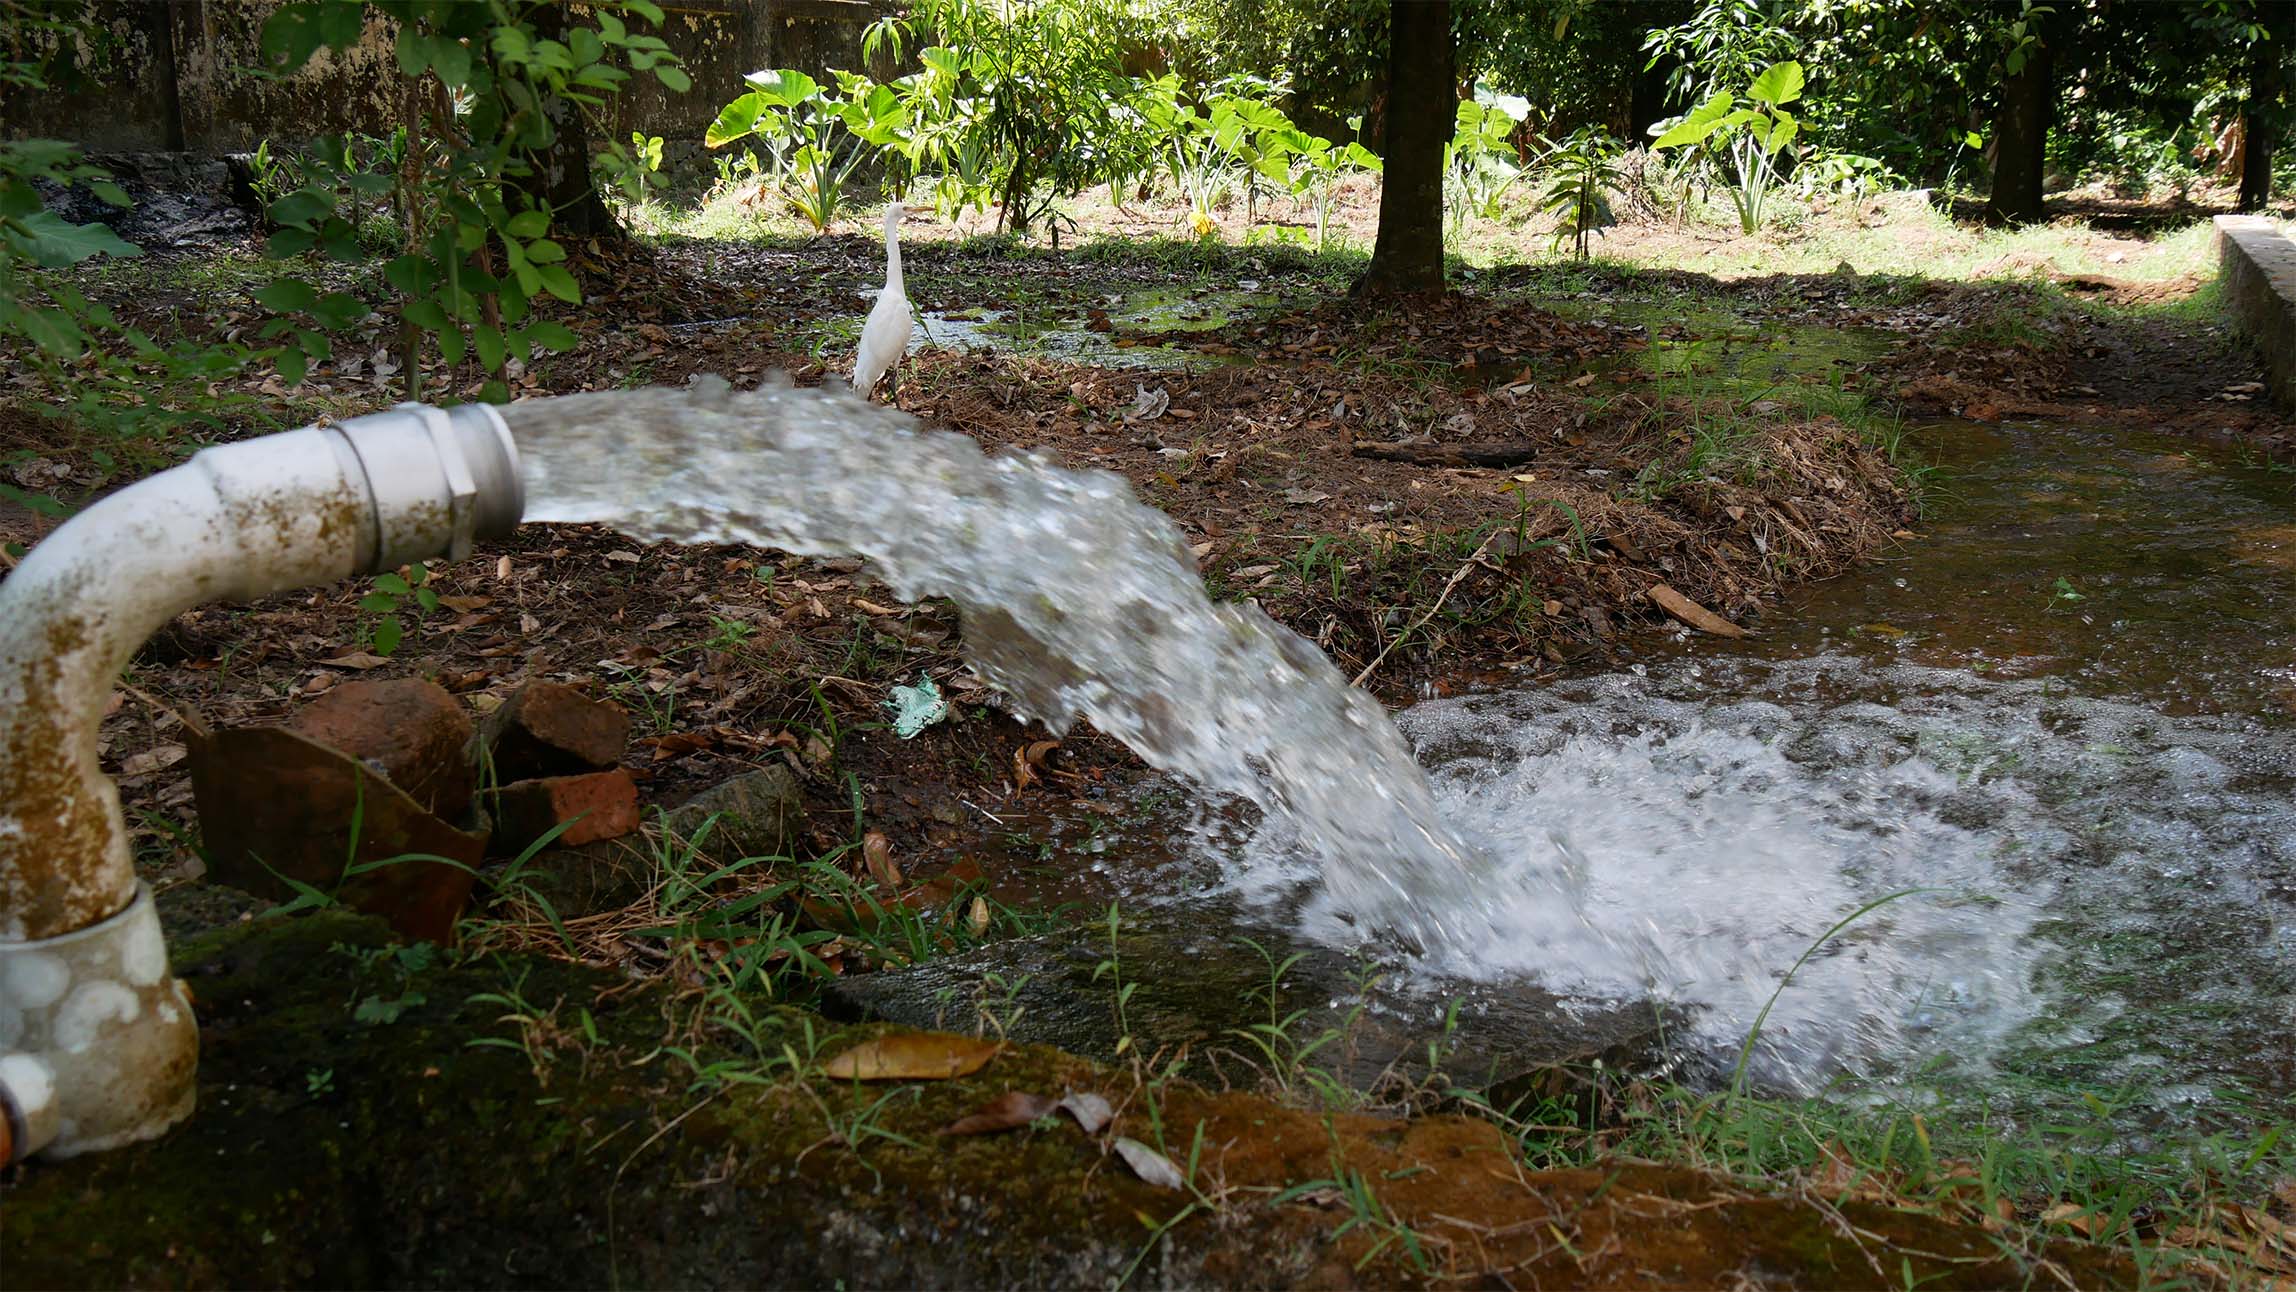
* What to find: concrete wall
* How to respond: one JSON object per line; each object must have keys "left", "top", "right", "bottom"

{"left": 2216, "top": 215, "right": 2296, "bottom": 411}
{"left": 0, "top": 0, "right": 888, "bottom": 153}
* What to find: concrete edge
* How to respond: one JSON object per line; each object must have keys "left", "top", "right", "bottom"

{"left": 2214, "top": 214, "right": 2296, "bottom": 410}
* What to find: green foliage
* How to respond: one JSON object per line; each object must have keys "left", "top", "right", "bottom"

{"left": 356, "top": 560, "right": 441, "bottom": 656}
{"left": 859, "top": 0, "right": 1156, "bottom": 234}
{"left": 1650, "top": 61, "right": 1805, "bottom": 233}
{"left": 1643, "top": 0, "right": 1797, "bottom": 109}
{"left": 598, "top": 130, "right": 667, "bottom": 212}
{"left": 1534, "top": 127, "right": 1624, "bottom": 259}
{"left": 256, "top": 0, "right": 683, "bottom": 401}
{"left": 1444, "top": 92, "right": 1529, "bottom": 243}
{"left": 707, "top": 68, "right": 877, "bottom": 232}
{"left": 0, "top": 132, "right": 254, "bottom": 497}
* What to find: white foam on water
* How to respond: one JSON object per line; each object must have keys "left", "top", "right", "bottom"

{"left": 1224, "top": 656, "right": 2296, "bottom": 1095}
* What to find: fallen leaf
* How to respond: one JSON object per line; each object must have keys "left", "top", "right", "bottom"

{"left": 1647, "top": 584, "right": 1746, "bottom": 638}
{"left": 1056, "top": 1091, "right": 1113, "bottom": 1134}
{"left": 853, "top": 599, "right": 903, "bottom": 617}
{"left": 823, "top": 1032, "right": 1001, "bottom": 1081}
{"left": 1012, "top": 738, "right": 1060, "bottom": 791}
{"left": 1114, "top": 1136, "right": 1185, "bottom": 1190}
{"left": 320, "top": 651, "right": 392, "bottom": 670}
{"left": 966, "top": 896, "right": 990, "bottom": 937}
{"left": 939, "top": 1090, "right": 1056, "bottom": 1136}
{"left": 438, "top": 595, "right": 492, "bottom": 612}
{"left": 1124, "top": 385, "right": 1170, "bottom": 422}
{"left": 861, "top": 830, "right": 903, "bottom": 888}
{"left": 120, "top": 744, "right": 187, "bottom": 776}
{"left": 604, "top": 549, "right": 641, "bottom": 564}
{"left": 495, "top": 555, "right": 513, "bottom": 580}
{"left": 1569, "top": 372, "right": 1596, "bottom": 387}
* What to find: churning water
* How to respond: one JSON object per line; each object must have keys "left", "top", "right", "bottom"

{"left": 511, "top": 376, "right": 1507, "bottom": 952}
{"left": 515, "top": 382, "right": 2295, "bottom": 1114}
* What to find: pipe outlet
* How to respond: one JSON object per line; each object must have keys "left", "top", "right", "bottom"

{"left": 0, "top": 403, "right": 521, "bottom": 1157}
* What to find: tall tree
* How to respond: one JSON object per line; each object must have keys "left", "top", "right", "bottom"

{"left": 522, "top": 1, "right": 623, "bottom": 241}
{"left": 1985, "top": 2, "right": 2051, "bottom": 226}
{"left": 2240, "top": 0, "right": 2291, "bottom": 212}
{"left": 1356, "top": 0, "right": 1452, "bottom": 296}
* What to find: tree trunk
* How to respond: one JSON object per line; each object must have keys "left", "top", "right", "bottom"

{"left": 520, "top": 3, "right": 623, "bottom": 242}
{"left": 1987, "top": 25, "right": 2051, "bottom": 226}
{"left": 1355, "top": 0, "right": 1452, "bottom": 297}
{"left": 2239, "top": 0, "right": 2290, "bottom": 212}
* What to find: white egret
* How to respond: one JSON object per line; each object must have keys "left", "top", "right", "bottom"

{"left": 852, "top": 200, "right": 911, "bottom": 399}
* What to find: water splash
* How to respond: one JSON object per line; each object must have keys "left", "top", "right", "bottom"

{"left": 508, "top": 376, "right": 1504, "bottom": 950}
{"left": 1221, "top": 653, "right": 2296, "bottom": 1100}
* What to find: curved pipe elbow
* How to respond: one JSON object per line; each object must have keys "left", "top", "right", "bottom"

{"left": 0, "top": 402, "right": 521, "bottom": 1159}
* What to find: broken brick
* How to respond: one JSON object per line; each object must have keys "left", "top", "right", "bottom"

{"left": 483, "top": 680, "right": 629, "bottom": 780}
{"left": 288, "top": 678, "right": 476, "bottom": 819}
{"left": 490, "top": 769, "right": 641, "bottom": 853}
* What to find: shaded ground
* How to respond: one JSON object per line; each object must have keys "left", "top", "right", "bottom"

{"left": 1, "top": 910, "right": 2139, "bottom": 1290}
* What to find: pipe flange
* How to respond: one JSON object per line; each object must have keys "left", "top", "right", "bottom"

{"left": 0, "top": 883, "right": 197, "bottom": 1160}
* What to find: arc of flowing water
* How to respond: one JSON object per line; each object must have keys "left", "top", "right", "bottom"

{"left": 501, "top": 376, "right": 1523, "bottom": 952}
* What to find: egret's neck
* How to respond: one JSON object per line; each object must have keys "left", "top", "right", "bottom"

{"left": 882, "top": 211, "right": 904, "bottom": 292}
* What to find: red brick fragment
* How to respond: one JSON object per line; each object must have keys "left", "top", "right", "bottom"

{"left": 288, "top": 678, "right": 475, "bottom": 819}
{"left": 484, "top": 681, "right": 629, "bottom": 779}
{"left": 491, "top": 769, "right": 641, "bottom": 852}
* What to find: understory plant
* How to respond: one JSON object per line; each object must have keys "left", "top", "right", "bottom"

{"left": 1445, "top": 92, "right": 1529, "bottom": 243}
{"left": 1650, "top": 60, "right": 1807, "bottom": 234}
{"left": 1535, "top": 127, "right": 1624, "bottom": 260}
{"left": 255, "top": 0, "right": 687, "bottom": 401}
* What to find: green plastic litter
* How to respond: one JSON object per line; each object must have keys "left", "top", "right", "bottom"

{"left": 885, "top": 678, "right": 948, "bottom": 738}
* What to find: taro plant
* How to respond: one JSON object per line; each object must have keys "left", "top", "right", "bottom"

{"left": 1281, "top": 118, "right": 1381, "bottom": 250}
{"left": 1650, "top": 60, "right": 1806, "bottom": 234}
{"left": 1534, "top": 127, "right": 1624, "bottom": 260}
{"left": 1444, "top": 93, "right": 1528, "bottom": 242}
{"left": 705, "top": 68, "right": 880, "bottom": 232}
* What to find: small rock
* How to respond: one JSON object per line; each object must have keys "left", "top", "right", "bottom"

{"left": 495, "top": 839, "right": 656, "bottom": 919}
{"left": 659, "top": 767, "right": 805, "bottom": 862}
{"left": 491, "top": 769, "right": 641, "bottom": 853}
{"left": 289, "top": 678, "right": 476, "bottom": 819}
{"left": 483, "top": 681, "right": 629, "bottom": 780}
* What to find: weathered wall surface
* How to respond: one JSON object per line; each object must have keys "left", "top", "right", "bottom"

{"left": 0, "top": 0, "right": 887, "bottom": 153}
{"left": 2216, "top": 215, "right": 2296, "bottom": 410}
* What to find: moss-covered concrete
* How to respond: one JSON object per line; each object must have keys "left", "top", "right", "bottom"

{"left": 0, "top": 911, "right": 2135, "bottom": 1289}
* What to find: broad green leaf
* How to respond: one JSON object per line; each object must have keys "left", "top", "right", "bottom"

{"left": 705, "top": 91, "right": 766, "bottom": 147}
{"left": 523, "top": 238, "right": 565, "bottom": 264}
{"left": 472, "top": 323, "right": 505, "bottom": 373}
{"left": 523, "top": 320, "right": 578, "bottom": 352}
{"left": 315, "top": 0, "right": 364, "bottom": 50}
{"left": 536, "top": 264, "right": 580, "bottom": 304}
{"left": 372, "top": 617, "right": 404, "bottom": 656}
{"left": 1767, "top": 116, "right": 1800, "bottom": 157}
{"left": 505, "top": 209, "right": 550, "bottom": 239}
{"left": 258, "top": 3, "right": 328, "bottom": 72}
{"left": 275, "top": 346, "right": 308, "bottom": 386}
{"left": 358, "top": 592, "right": 399, "bottom": 613}
{"left": 654, "top": 65, "right": 690, "bottom": 94}
{"left": 743, "top": 68, "right": 818, "bottom": 107}
{"left": 254, "top": 277, "right": 319, "bottom": 312}
{"left": 15, "top": 305, "right": 84, "bottom": 357}
{"left": 12, "top": 211, "right": 140, "bottom": 266}
{"left": 1748, "top": 62, "right": 1804, "bottom": 107}
{"left": 309, "top": 292, "right": 371, "bottom": 330}
{"left": 1650, "top": 91, "right": 1734, "bottom": 149}
{"left": 268, "top": 190, "right": 330, "bottom": 228}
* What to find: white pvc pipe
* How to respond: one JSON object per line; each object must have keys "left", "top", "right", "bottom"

{"left": 0, "top": 402, "right": 521, "bottom": 1159}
